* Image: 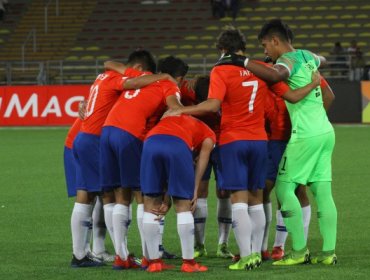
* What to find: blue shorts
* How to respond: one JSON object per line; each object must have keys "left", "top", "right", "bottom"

{"left": 202, "top": 147, "right": 223, "bottom": 186}
{"left": 100, "top": 126, "right": 142, "bottom": 191}
{"left": 218, "top": 140, "right": 267, "bottom": 191}
{"left": 266, "top": 140, "right": 288, "bottom": 181}
{"left": 141, "top": 135, "right": 194, "bottom": 200}
{"left": 64, "top": 146, "right": 77, "bottom": 197}
{"left": 73, "top": 132, "right": 101, "bottom": 192}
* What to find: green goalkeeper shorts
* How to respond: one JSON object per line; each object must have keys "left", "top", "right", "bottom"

{"left": 276, "top": 131, "right": 335, "bottom": 185}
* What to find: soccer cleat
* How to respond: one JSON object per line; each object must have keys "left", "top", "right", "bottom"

{"left": 160, "top": 249, "right": 179, "bottom": 259}
{"left": 252, "top": 253, "right": 262, "bottom": 268}
{"left": 261, "top": 250, "right": 271, "bottom": 261}
{"left": 271, "top": 246, "right": 284, "bottom": 261}
{"left": 140, "top": 257, "right": 150, "bottom": 269}
{"left": 181, "top": 261, "right": 208, "bottom": 272}
{"left": 311, "top": 253, "right": 337, "bottom": 265}
{"left": 112, "top": 255, "right": 140, "bottom": 270}
{"left": 272, "top": 248, "right": 310, "bottom": 266}
{"left": 71, "top": 254, "right": 105, "bottom": 268}
{"left": 229, "top": 254, "right": 258, "bottom": 270}
{"left": 216, "top": 243, "right": 234, "bottom": 258}
{"left": 194, "top": 244, "right": 207, "bottom": 258}
{"left": 147, "top": 259, "right": 174, "bottom": 272}
{"left": 91, "top": 251, "right": 115, "bottom": 262}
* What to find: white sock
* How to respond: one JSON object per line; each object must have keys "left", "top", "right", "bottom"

{"left": 136, "top": 204, "right": 147, "bottom": 257}
{"left": 84, "top": 217, "right": 92, "bottom": 254}
{"left": 217, "top": 198, "right": 232, "bottom": 245}
{"left": 273, "top": 210, "right": 288, "bottom": 249}
{"left": 71, "top": 202, "right": 93, "bottom": 259}
{"left": 125, "top": 203, "right": 133, "bottom": 256}
{"left": 92, "top": 197, "right": 106, "bottom": 255}
{"left": 159, "top": 217, "right": 165, "bottom": 255}
{"left": 232, "top": 203, "right": 251, "bottom": 257}
{"left": 112, "top": 204, "right": 129, "bottom": 260}
{"left": 103, "top": 203, "right": 115, "bottom": 249}
{"left": 302, "top": 205, "right": 311, "bottom": 242}
{"left": 177, "top": 211, "right": 194, "bottom": 260}
{"left": 262, "top": 202, "right": 272, "bottom": 251}
{"left": 143, "top": 212, "right": 161, "bottom": 260}
{"left": 193, "top": 198, "right": 207, "bottom": 246}
{"left": 249, "top": 204, "right": 266, "bottom": 254}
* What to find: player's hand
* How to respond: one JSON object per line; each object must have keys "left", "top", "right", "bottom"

{"left": 162, "top": 108, "right": 182, "bottom": 119}
{"left": 78, "top": 100, "right": 87, "bottom": 120}
{"left": 190, "top": 195, "right": 198, "bottom": 213}
{"left": 215, "top": 53, "right": 248, "bottom": 68}
{"left": 151, "top": 202, "right": 170, "bottom": 220}
{"left": 186, "top": 79, "right": 196, "bottom": 91}
{"left": 311, "top": 71, "right": 321, "bottom": 88}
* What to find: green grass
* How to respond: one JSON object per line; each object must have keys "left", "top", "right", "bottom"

{"left": 0, "top": 126, "right": 370, "bottom": 279}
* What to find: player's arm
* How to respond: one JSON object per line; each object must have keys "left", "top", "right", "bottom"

{"left": 192, "top": 137, "right": 214, "bottom": 212}
{"left": 164, "top": 99, "right": 221, "bottom": 118}
{"left": 321, "top": 78, "right": 335, "bottom": 111}
{"left": 123, "top": 73, "right": 176, "bottom": 90}
{"left": 279, "top": 71, "right": 321, "bottom": 103}
{"left": 104, "top": 61, "right": 127, "bottom": 74}
{"left": 165, "top": 94, "right": 184, "bottom": 110}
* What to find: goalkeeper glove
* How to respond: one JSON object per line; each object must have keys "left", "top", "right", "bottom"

{"left": 215, "top": 53, "right": 249, "bottom": 68}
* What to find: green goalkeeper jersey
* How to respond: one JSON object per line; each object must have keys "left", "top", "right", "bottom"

{"left": 276, "top": 49, "right": 333, "bottom": 141}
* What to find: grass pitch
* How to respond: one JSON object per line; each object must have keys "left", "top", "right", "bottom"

{"left": 0, "top": 125, "right": 369, "bottom": 279}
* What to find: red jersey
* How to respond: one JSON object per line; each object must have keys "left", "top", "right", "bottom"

{"left": 146, "top": 115, "right": 216, "bottom": 150}
{"left": 208, "top": 64, "right": 289, "bottom": 145}
{"left": 179, "top": 80, "right": 221, "bottom": 142}
{"left": 179, "top": 80, "right": 196, "bottom": 106}
{"left": 104, "top": 80, "right": 180, "bottom": 140}
{"left": 65, "top": 118, "right": 82, "bottom": 148}
{"left": 265, "top": 91, "right": 291, "bottom": 141}
{"left": 80, "top": 68, "right": 142, "bottom": 136}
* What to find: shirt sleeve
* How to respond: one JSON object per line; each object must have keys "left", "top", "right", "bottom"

{"left": 275, "top": 56, "right": 293, "bottom": 77}
{"left": 208, "top": 67, "right": 227, "bottom": 102}
{"left": 269, "top": 81, "right": 290, "bottom": 97}
{"left": 162, "top": 80, "right": 181, "bottom": 99}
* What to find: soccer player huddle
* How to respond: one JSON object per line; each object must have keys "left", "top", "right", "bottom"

{"left": 63, "top": 19, "right": 338, "bottom": 273}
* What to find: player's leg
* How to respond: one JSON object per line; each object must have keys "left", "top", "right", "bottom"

{"left": 101, "top": 190, "right": 115, "bottom": 251}
{"left": 71, "top": 133, "right": 104, "bottom": 267}
{"left": 273, "top": 180, "right": 309, "bottom": 265}
{"left": 193, "top": 180, "right": 208, "bottom": 258}
{"left": 174, "top": 199, "right": 207, "bottom": 273}
{"left": 216, "top": 189, "right": 233, "bottom": 258}
{"left": 309, "top": 181, "right": 337, "bottom": 264}
{"left": 261, "top": 179, "right": 274, "bottom": 260}
{"left": 296, "top": 185, "right": 311, "bottom": 241}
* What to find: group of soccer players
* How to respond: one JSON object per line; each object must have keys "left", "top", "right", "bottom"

{"left": 63, "top": 18, "right": 338, "bottom": 273}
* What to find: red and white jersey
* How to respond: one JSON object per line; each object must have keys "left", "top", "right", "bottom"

{"left": 146, "top": 115, "right": 216, "bottom": 151}
{"left": 80, "top": 68, "right": 143, "bottom": 136}
{"left": 104, "top": 80, "right": 181, "bottom": 140}
{"left": 208, "top": 63, "right": 289, "bottom": 145}
{"left": 65, "top": 118, "right": 82, "bottom": 148}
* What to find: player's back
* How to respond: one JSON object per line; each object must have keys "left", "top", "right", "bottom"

{"left": 104, "top": 79, "right": 180, "bottom": 140}
{"left": 146, "top": 115, "right": 216, "bottom": 150}
{"left": 81, "top": 71, "right": 125, "bottom": 136}
{"left": 209, "top": 65, "right": 269, "bottom": 144}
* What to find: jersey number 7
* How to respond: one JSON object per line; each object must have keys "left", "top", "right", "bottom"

{"left": 242, "top": 81, "right": 258, "bottom": 113}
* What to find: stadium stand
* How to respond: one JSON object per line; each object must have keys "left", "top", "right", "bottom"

{"left": 0, "top": 0, "right": 369, "bottom": 84}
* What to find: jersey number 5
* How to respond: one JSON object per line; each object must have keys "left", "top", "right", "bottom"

{"left": 242, "top": 80, "right": 258, "bottom": 113}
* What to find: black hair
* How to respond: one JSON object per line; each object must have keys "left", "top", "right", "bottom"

{"left": 216, "top": 26, "right": 246, "bottom": 53}
{"left": 157, "top": 56, "right": 189, "bottom": 78}
{"left": 127, "top": 49, "right": 156, "bottom": 73}
{"left": 194, "top": 75, "right": 210, "bottom": 103}
{"left": 258, "top": 19, "right": 294, "bottom": 42}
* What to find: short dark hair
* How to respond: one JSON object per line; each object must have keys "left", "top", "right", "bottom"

{"left": 258, "top": 19, "right": 293, "bottom": 42}
{"left": 194, "top": 75, "right": 210, "bottom": 103}
{"left": 216, "top": 27, "right": 246, "bottom": 53}
{"left": 157, "top": 56, "right": 189, "bottom": 78}
{"left": 127, "top": 50, "right": 156, "bottom": 73}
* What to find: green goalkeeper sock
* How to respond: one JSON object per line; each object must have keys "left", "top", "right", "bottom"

{"left": 310, "top": 181, "right": 337, "bottom": 252}
{"left": 275, "top": 180, "right": 306, "bottom": 251}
